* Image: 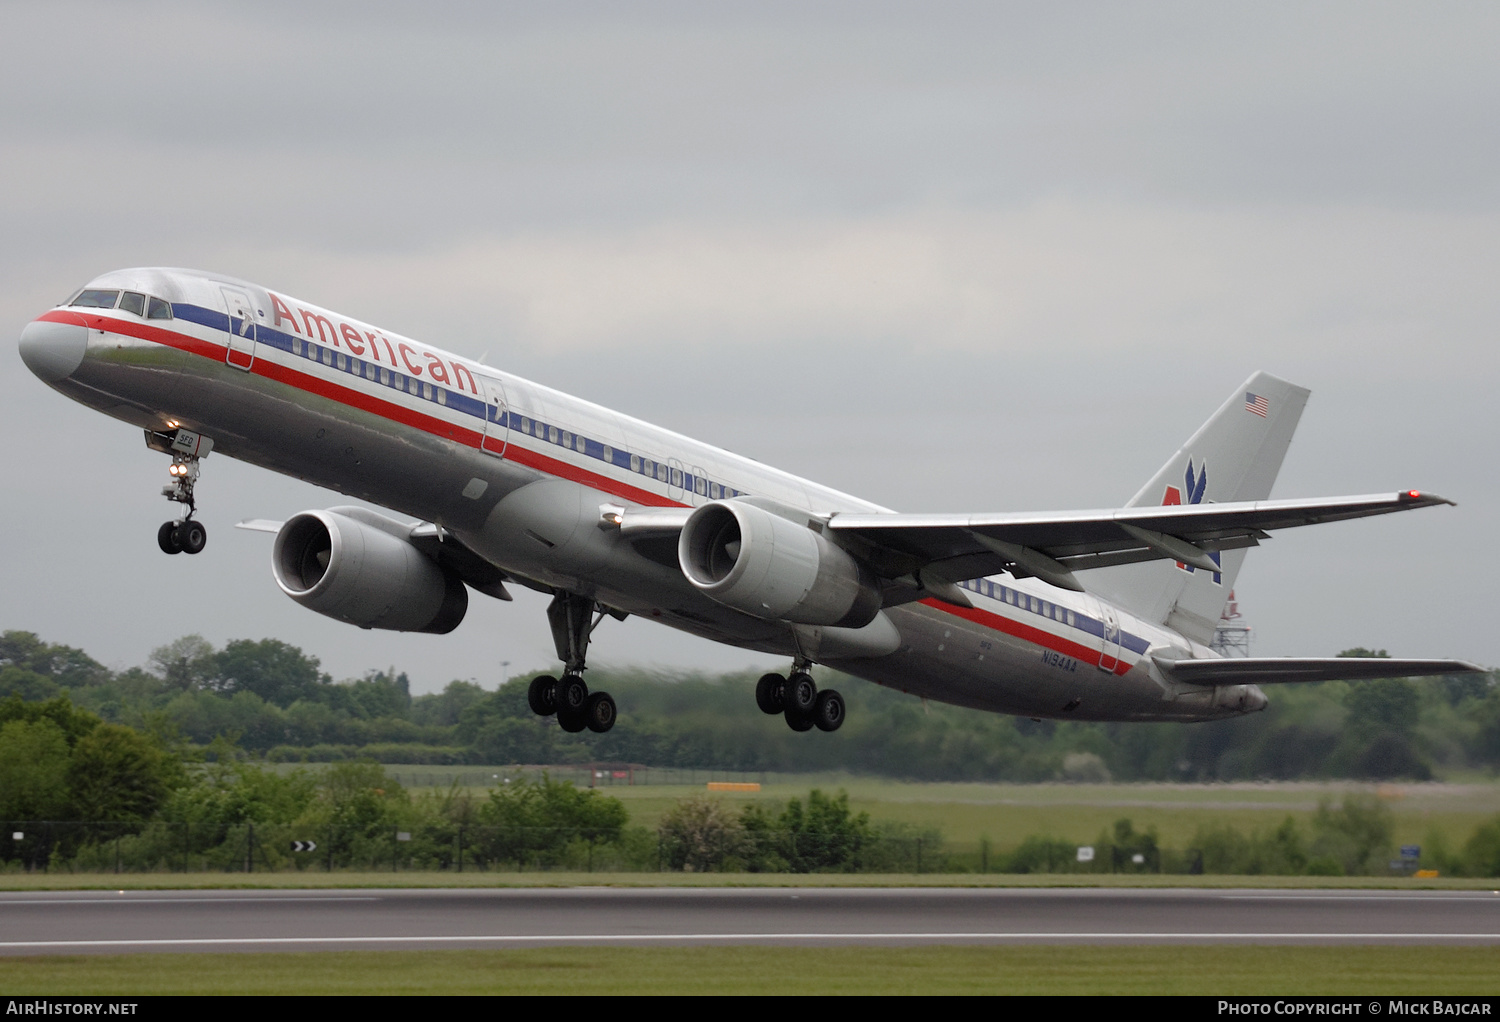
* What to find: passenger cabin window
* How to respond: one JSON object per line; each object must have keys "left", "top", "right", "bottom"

{"left": 70, "top": 289, "right": 120, "bottom": 308}
{"left": 118, "top": 292, "right": 146, "bottom": 316}
{"left": 147, "top": 296, "right": 172, "bottom": 320}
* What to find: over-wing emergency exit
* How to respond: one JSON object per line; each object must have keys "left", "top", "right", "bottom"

{"left": 20, "top": 268, "right": 1483, "bottom": 736}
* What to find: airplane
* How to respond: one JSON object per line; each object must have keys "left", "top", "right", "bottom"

{"left": 19, "top": 268, "right": 1483, "bottom": 735}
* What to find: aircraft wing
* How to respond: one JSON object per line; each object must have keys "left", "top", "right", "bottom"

{"left": 825, "top": 490, "right": 1453, "bottom": 592}
{"left": 1153, "top": 656, "right": 1487, "bottom": 684}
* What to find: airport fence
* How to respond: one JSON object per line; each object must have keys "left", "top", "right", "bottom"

{"left": 0, "top": 820, "right": 1208, "bottom": 875}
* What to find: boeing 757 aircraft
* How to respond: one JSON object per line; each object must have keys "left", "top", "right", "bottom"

{"left": 19, "top": 268, "right": 1482, "bottom": 735}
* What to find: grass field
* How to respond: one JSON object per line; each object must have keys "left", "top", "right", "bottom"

{"left": 3, "top": 946, "right": 1498, "bottom": 995}
{"left": 579, "top": 778, "right": 1500, "bottom": 849}
{"left": 379, "top": 772, "right": 1500, "bottom": 851}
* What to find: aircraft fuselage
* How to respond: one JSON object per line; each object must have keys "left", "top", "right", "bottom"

{"left": 21, "top": 267, "right": 1265, "bottom": 723}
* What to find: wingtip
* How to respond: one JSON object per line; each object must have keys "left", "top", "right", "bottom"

{"left": 1401, "top": 490, "right": 1456, "bottom": 507}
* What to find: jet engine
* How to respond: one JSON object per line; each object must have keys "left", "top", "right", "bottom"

{"left": 678, "top": 500, "right": 881, "bottom": 628}
{"left": 272, "top": 509, "right": 468, "bottom": 633}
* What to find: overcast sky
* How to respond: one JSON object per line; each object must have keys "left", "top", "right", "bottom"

{"left": 2, "top": 2, "right": 1496, "bottom": 693}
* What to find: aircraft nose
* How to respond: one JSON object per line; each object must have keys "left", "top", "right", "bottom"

{"left": 19, "top": 315, "right": 88, "bottom": 383}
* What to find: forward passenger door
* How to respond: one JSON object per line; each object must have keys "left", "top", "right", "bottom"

{"left": 220, "top": 286, "right": 256, "bottom": 371}
{"left": 478, "top": 374, "right": 509, "bottom": 457}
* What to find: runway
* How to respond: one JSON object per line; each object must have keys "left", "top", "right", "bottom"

{"left": 2, "top": 887, "right": 1499, "bottom": 954}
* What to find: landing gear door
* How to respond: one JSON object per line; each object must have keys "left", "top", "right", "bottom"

{"left": 1096, "top": 601, "right": 1121, "bottom": 673}
{"left": 478, "top": 374, "right": 509, "bottom": 457}
{"left": 220, "top": 287, "right": 256, "bottom": 372}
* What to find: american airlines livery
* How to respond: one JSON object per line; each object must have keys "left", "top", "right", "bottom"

{"left": 19, "top": 268, "right": 1482, "bottom": 735}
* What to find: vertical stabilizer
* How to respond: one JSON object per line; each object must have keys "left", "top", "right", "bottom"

{"left": 1085, "top": 372, "right": 1310, "bottom": 644}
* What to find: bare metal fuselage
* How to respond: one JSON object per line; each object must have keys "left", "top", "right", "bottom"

{"left": 25, "top": 267, "right": 1264, "bottom": 723}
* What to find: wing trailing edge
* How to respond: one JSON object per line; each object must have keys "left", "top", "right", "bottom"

{"left": 1154, "top": 656, "right": 1487, "bottom": 685}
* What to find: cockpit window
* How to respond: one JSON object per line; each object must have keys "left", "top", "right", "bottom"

{"left": 147, "top": 296, "right": 173, "bottom": 320}
{"left": 70, "top": 289, "right": 120, "bottom": 309}
{"left": 118, "top": 291, "right": 146, "bottom": 316}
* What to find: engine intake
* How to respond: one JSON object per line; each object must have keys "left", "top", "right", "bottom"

{"left": 273, "top": 509, "right": 468, "bottom": 633}
{"left": 678, "top": 500, "right": 881, "bottom": 628}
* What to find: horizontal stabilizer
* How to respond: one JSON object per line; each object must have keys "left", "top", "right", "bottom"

{"left": 1155, "top": 656, "right": 1487, "bottom": 685}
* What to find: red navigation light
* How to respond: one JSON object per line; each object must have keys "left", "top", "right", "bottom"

{"left": 1407, "top": 490, "right": 1421, "bottom": 499}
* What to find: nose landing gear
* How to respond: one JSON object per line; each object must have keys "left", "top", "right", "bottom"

{"left": 146, "top": 427, "right": 213, "bottom": 555}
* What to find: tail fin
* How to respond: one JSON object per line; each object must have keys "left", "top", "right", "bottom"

{"left": 1086, "top": 371, "right": 1310, "bottom": 644}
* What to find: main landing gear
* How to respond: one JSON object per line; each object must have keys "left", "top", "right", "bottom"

{"left": 525, "top": 591, "right": 619, "bottom": 734}
{"left": 755, "top": 660, "right": 845, "bottom": 733}
{"left": 148, "top": 428, "right": 214, "bottom": 556}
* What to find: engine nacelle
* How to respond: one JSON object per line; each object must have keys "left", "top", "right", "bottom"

{"left": 678, "top": 500, "right": 881, "bottom": 628}
{"left": 272, "top": 508, "right": 468, "bottom": 633}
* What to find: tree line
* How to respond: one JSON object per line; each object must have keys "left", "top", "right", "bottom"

{"left": 2, "top": 630, "right": 1499, "bottom": 782}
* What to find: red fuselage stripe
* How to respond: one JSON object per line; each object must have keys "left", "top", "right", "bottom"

{"left": 919, "top": 598, "right": 1131, "bottom": 676}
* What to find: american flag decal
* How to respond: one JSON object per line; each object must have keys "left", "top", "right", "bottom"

{"left": 1245, "top": 392, "right": 1269, "bottom": 418}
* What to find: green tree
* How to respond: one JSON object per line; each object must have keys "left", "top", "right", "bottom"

{"left": 411, "top": 679, "right": 487, "bottom": 727}
{"left": 1310, "top": 794, "right": 1394, "bottom": 875}
{"left": 658, "top": 796, "right": 746, "bottom": 872}
{"left": 1098, "top": 817, "right": 1160, "bottom": 871}
{"left": 1460, "top": 816, "right": 1500, "bottom": 877}
{"left": 163, "top": 753, "right": 318, "bottom": 859}
{"left": 0, "top": 631, "right": 110, "bottom": 689}
{"left": 0, "top": 666, "right": 59, "bottom": 701}
{"left": 1333, "top": 648, "right": 1431, "bottom": 780}
{"left": 479, "top": 774, "right": 628, "bottom": 867}
{"left": 1343, "top": 679, "right": 1421, "bottom": 736}
{"left": 760, "top": 789, "right": 872, "bottom": 872}
{"left": 0, "top": 694, "right": 100, "bottom": 746}
{"left": 148, "top": 635, "right": 217, "bottom": 692}
{"left": 0, "top": 719, "right": 71, "bottom": 820}
{"left": 211, "top": 639, "right": 326, "bottom": 707}
{"left": 1190, "top": 816, "right": 1308, "bottom": 875}
{"left": 66, "top": 723, "right": 180, "bottom": 823}
{"left": 338, "top": 670, "right": 412, "bottom": 719}
{"left": 322, "top": 760, "right": 401, "bottom": 841}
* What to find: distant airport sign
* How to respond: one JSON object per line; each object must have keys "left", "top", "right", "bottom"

{"left": 1076, "top": 846, "right": 1094, "bottom": 863}
{"left": 290, "top": 841, "right": 318, "bottom": 852}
